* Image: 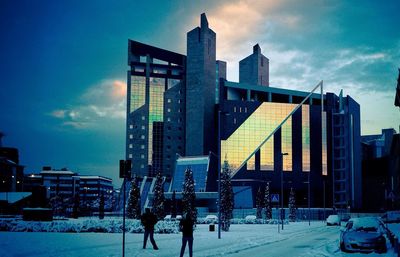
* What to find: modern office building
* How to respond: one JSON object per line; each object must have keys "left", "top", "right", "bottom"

{"left": 361, "top": 129, "right": 400, "bottom": 211}
{"left": 0, "top": 136, "right": 24, "bottom": 192}
{"left": 79, "top": 175, "right": 113, "bottom": 203}
{"left": 125, "top": 13, "right": 362, "bottom": 210}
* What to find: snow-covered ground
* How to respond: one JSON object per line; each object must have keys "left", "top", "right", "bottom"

{"left": 0, "top": 221, "right": 397, "bottom": 257}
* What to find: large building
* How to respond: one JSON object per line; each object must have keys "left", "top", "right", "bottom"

{"left": 125, "top": 14, "right": 362, "bottom": 210}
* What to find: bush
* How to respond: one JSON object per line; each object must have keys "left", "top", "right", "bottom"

{"left": 0, "top": 218, "right": 180, "bottom": 234}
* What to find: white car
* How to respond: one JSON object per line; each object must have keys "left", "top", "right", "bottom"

{"left": 326, "top": 215, "right": 341, "bottom": 226}
{"left": 340, "top": 217, "right": 392, "bottom": 253}
{"left": 204, "top": 215, "right": 218, "bottom": 223}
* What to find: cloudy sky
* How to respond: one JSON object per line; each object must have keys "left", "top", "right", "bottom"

{"left": 1, "top": 0, "right": 399, "bottom": 186}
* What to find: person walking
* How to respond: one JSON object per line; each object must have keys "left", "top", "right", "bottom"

{"left": 179, "top": 213, "right": 194, "bottom": 257}
{"left": 141, "top": 208, "right": 159, "bottom": 250}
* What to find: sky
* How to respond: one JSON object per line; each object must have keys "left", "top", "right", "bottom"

{"left": 0, "top": 0, "right": 399, "bottom": 187}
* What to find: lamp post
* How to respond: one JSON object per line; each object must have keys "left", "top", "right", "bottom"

{"left": 308, "top": 171, "right": 310, "bottom": 226}
{"left": 280, "top": 152, "right": 288, "bottom": 231}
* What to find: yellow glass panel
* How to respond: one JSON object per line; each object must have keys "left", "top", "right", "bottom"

{"left": 322, "top": 111, "right": 328, "bottom": 176}
{"left": 302, "top": 105, "right": 310, "bottom": 172}
{"left": 221, "top": 102, "right": 296, "bottom": 172}
{"left": 148, "top": 77, "right": 165, "bottom": 165}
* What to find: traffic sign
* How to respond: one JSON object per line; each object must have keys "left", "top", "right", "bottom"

{"left": 271, "top": 194, "right": 279, "bottom": 203}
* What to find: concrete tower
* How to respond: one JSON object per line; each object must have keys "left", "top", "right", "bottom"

{"left": 239, "top": 44, "right": 269, "bottom": 86}
{"left": 185, "top": 13, "right": 217, "bottom": 156}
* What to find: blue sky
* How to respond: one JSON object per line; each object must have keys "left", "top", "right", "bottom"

{"left": 0, "top": 0, "right": 399, "bottom": 186}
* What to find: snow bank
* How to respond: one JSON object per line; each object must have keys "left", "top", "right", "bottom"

{"left": 0, "top": 218, "right": 179, "bottom": 234}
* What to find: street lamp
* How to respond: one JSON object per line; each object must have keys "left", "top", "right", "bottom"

{"left": 280, "top": 152, "right": 288, "bottom": 231}
{"left": 217, "top": 109, "right": 230, "bottom": 239}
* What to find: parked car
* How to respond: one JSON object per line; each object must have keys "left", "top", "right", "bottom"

{"left": 381, "top": 210, "right": 400, "bottom": 223}
{"left": 204, "top": 215, "right": 218, "bottom": 223}
{"left": 326, "top": 215, "right": 341, "bottom": 226}
{"left": 340, "top": 217, "right": 392, "bottom": 253}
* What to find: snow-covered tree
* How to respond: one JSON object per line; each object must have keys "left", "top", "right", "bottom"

{"left": 221, "top": 159, "right": 234, "bottom": 231}
{"left": 152, "top": 173, "right": 165, "bottom": 220}
{"left": 181, "top": 167, "right": 197, "bottom": 221}
{"left": 171, "top": 190, "right": 177, "bottom": 218}
{"left": 99, "top": 193, "right": 105, "bottom": 220}
{"left": 255, "top": 187, "right": 264, "bottom": 219}
{"left": 264, "top": 182, "right": 272, "bottom": 220}
{"left": 289, "top": 187, "right": 296, "bottom": 222}
{"left": 126, "top": 175, "right": 141, "bottom": 219}
{"left": 49, "top": 195, "right": 63, "bottom": 217}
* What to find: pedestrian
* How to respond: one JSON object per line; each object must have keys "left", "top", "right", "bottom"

{"left": 141, "top": 208, "right": 159, "bottom": 250}
{"left": 179, "top": 213, "right": 194, "bottom": 257}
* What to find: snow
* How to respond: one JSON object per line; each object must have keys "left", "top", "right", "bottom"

{"left": 0, "top": 221, "right": 397, "bottom": 256}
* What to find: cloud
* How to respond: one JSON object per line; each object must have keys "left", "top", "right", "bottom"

{"left": 50, "top": 79, "right": 126, "bottom": 129}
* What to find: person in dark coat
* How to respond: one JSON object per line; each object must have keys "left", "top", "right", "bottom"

{"left": 141, "top": 208, "right": 159, "bottom": 250}
{"left": 179, "top": 213, "right": 194, "bottom": 257}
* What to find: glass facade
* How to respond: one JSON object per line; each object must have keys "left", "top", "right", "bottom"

{"left": 322, "top": 111, "right": 328, "bottom": 175}
{"left": 130, "top": 76, "right": 146, "bottom": 113}
{"left": 281, "top": 116, "right": 292, "bottom": 171}
{"left": 221, "top": 102, "right": 296, "bottom": 171}
{"left": 260, "top": 137, "right": 273, "bottom": 170}
{"left": 148, "top": 77, "right": 165, "bottom": 165}
{"left": 302, "top": 105, "right": 310, "bottom": 172}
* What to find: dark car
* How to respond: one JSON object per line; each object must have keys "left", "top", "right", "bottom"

{"left": 340, "top": 217, "right": 391, "bottom": 253}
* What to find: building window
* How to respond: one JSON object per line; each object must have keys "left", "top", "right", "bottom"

{"left": 178, "top": 127, "right": 182, "bottom": 131}
{"left": 142, "top": 116, "right": 145, "bottom": 121}
{"left": 140, "top": 164, "right": 144, "bottom": 169}
{"left": 129, "top": 144, "right": 133, "bottom": 149}
{"left": 141, "top": 145, "right": 145, "bottom": 149}
{"left": 129, "top": 134, "right": 133, "bottom": 139}
{"left": 129, "top": 154, "right": 133, "bottom": 158}
{"left": 178, "top": 108, "right": 182, "bottom": 113}
{"left": 167, "top": 108, "right": 171, "bottom": 112}
{"left": 167, "top": 145, "right": 171, "bottom": 149}
{"left": 167, "top": 98, "right": 171, "bottom": 103}
{"left": 129, "top": 125, "right": 133, "bottom": 129}
{"left": 239, "top": 107, "right": 242, "bottom": 113}
{"left": 141, "top": 125, "right": 145, "bottom": 130}
{"left": 245, "top": 107, "right": 247, "bottom": 113}
{"left": 233, "top": 118, "right": 237, "bottom": 124}
{"left": 141, "top": 154, "right": 145, "bottom": 159}
{"left": 178, "top": 136, "right": 182, "bottom": 140}
{"left": 178, "top": 118, "right": 182, "bottom": 123}
{"left": 141, "top": 135, "right": 145, "bottom": 139}
{"left": 167, "top": 136, "right": 171, "bottom": 140}
{"left": 167, "top": 117, "right": 171, "bottom": 122}
{"left": 234, "top": 106, "right": 236, "bottom": 112}
{"left": 178, "top": 99, "right": 182, "bottom": 104}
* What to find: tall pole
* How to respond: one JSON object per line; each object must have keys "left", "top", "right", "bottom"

{"left": 308, "top": 171, "right": 310, "bottom": 226}
{"left": 280, "top": 153, "right": 288, "bottom": 230}
{"left": 218, "top": 110, "right": 221, "bottom": 239}
{"left": 122, "top": 178, "right": 126, "bottom": 257}
{"left": 281, "top": 155, "right": 284, "bottom": 231}
{"left": 323, "top": 179, "right": 326, "bottom": 222}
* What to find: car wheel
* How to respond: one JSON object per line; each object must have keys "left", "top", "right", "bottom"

{"left": 376, "top": 244, "right": 387, "bottom": 254}
{"left": 340, "top": 242, "right": 348, "bottom": 252}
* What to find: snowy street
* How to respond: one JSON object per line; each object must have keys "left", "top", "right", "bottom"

{"left": 0, "top": 222, "right": 396, "bottom": 257}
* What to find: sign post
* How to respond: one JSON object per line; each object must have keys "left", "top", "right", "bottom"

{"left": 120, "top": 160, "right": 131, "bottom": 257}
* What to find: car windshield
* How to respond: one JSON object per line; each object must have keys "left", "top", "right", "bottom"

{"left": 355, "top": 226, "right": 377, "bottom": 232}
